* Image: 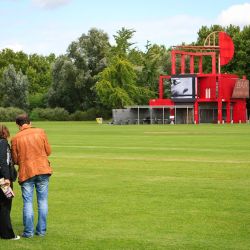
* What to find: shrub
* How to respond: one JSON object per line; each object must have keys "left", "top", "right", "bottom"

{"left": 70, "top": 111, "right": 88, "bottom": 121}
{"left": 30, "top": 108, "right": 70, "bottom": 121}
{"left": 29, "top": 93, "right": 47, "bottom": 110}
{"left": 70, "top": 108, "right": 98, "bottom": 121}
{"left": 0, "top": 107, "right": 26, "bottom": 122}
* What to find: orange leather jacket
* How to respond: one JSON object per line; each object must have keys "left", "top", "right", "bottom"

{"left": 11, "top": 124, "right": 52, "bottom": 183}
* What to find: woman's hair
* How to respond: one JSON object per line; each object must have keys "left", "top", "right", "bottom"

{"left": 16, "top": 114, "right": 30, "bottom": 126}
{"left": 0, "top": 124, "right": 10, "bottom": 139}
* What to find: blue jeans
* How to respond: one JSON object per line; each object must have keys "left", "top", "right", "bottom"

{"left": 21, "top": 174, "right": 50, "bottom": 237}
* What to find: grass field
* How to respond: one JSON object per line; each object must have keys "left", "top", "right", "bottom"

{"left": 1, "top": 122, "right": 250, "bottom": 249}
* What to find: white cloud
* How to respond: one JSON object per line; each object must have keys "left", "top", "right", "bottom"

{"left": 102, "top": 14, "right": 210, "bottom": 50}
{"left": 0, "top": 42, "right": 23, "bottom": 52}
{"left": 32, "top": 0, "right": 72, "bottom": 10}
{"left": 218, "top": 3, "right": 250, "bottom": 27}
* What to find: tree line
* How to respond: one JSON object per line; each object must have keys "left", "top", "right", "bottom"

{"left": 0, "top": 24, "right": 249, "bottom": 120}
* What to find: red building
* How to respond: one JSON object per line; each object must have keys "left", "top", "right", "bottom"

{"left": 149, "top": 31, "right": 249, "bottom": 124}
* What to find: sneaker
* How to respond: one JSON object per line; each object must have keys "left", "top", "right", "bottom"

{"left": 11, "top": 235, "right": 20, "bottom": 240}
{"left": 35, "top": 232, "right": 45, "bottom": 237}
{"left": 21, "top": 233, "right": 33, "bottom": 238}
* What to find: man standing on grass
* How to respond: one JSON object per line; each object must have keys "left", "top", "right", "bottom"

{"left": 11, "top": 114, "right": 52, "bottom": 238}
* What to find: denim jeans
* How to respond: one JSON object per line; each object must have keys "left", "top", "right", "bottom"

{"left": 21, "top": 174, "right": 50, "bottom": 237}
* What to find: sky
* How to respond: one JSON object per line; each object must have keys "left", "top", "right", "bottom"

{"left": 1, "top": 0, "right": 250, "bottom": 55}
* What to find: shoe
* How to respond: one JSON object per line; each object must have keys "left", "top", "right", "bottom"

{"left": 11, "top": 235, "right": 20, "bottom": 240}
{"left": 35, "top": 232, "right": 45, "bottom": 237}
{"left": 21, "top": 233, "right": 33, "bottom": 238}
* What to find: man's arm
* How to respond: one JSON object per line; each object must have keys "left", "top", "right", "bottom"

{"left": 43, "top": 131, "right": 51, "bottom": 156}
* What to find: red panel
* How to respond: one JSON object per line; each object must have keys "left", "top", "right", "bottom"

{"left": 220, "top": 74, "right": 238, "bottom": 100}
{"left": 198, "top": 76, "right": 216, "bottom": 99}
{"left": 219, "top": 32, "right": 234, "bottom": 66}
{"left": 149, "top": 98, "right": 174, "bottom": 106}
{"left": 233, "top": 100, "right": 247, "bottom": 123}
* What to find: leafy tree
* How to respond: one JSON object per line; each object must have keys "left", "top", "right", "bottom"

{"left": 111, "top": 27, "right": 136, "bottom": 58}
{"left": 0, "top": 64, "right": 29, "bottom": 109}
{"left": 27, "top": 53, "right": 55, "bottom": 94}
{"left": 0, "top": 49, "right": 55, "bottom": 109}
{"left": 49, "top": 28, "right": 110, "bottom": 112}
{"left": 96, "top": 29, "right": 154, "bottom": 109}
{"left": 0, "top": 49, "right": 29, "bottom": 76}
{"left": 138, "top": 42, "right": 170, "bottom": 95}
{"left": 47, "top": 56, "right": 79, "bottom": 113}
{"left": 96, "top": 57, "right": 136, "bottom": 108}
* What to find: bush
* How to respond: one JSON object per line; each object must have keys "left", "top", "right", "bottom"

{"left": 70, "top": 108, "right": 98, "bottom": 121}
{"left": 30, "top": 108, "right": 70, "bottom": 121}
{"left": 0, "top": 107, "right": 26, "bottom": 122}
{"left": 29, "top": 93, "right": 47, "bottom": 110}
{"left": 70, "top": 111, "right": 88, "bottom": 121}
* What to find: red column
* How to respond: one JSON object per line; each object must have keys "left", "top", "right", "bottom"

{"left": 181, "top": 54, "right": 185, "bottom": 74}
{"left": 190, "top": 55, "right": 194, "bottom": 74}
{"left": 194, "top": 101, "right": 199, "bottom": 124}
{"left": 171, "top": 51, "right": 176, "bottom": 75}
{"left": 159, "top": 76, "right": 163, "bottom": 99}
{"left": 217, "top": 75, "right": 222, "bottom": 123}
{"left": 212, "top": 53, "right": 216, "bottom": 74}
{"left": 199, "top": 56, "right": 203, "bottom": 74}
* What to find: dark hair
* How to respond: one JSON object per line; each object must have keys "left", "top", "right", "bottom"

{"left": 16, "top": 114, "right": 30, "bottom": 126}
{"left": 0, "top": 124, "right": 10, "bottom": 139}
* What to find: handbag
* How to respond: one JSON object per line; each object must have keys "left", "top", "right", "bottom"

{"left": 0, "top": 178, "right": 15, "bottom": 199}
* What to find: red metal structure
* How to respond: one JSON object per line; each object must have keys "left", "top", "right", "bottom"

{"left": 149, "top": 31, "right": 249, "bottom": 124}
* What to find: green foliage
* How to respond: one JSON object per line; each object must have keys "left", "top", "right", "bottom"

{"left": 96, "top": 57, "right": 138, "bottom": 108}
{"left": 0, "top": 64, "right": 29, "bottom": 109}
{"left": 29, "top": 107, "right": 101, "bottom": 121}
{"left": 30, "top": 107, "right": 70, "bottom": 121}
{"left": 138, "top": 42, "right": 170, "bottom": 94}
{"left": 0, "top": 107, "right": 26, "bottom": 121}
{"left": 27, "top": 53, "right": 55, "bottom": 94}
{"left": 48, "top": 28, "right": 110, "bottom": 112}
{"left": 29, "top": 93, "right": 47, "bottom": 110}
{"left": 47, "top": 56, "right": 79, "bottom": 113}
{"left": 0, "top": 49, "right": 29, "bottom": 75}
{"left": 70, "top": 108, "right": 98, "bottom": 121}
{"left": 0, "top": 49, "right": 55, "bottom": 99}
{"left": 112, "top": 27, "right": 136, "bottom": 58}
{"left": 96, "top": 29, "right": 156, "bottom": 109}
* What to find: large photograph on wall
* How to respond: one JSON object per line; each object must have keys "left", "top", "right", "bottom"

{"left": 171, "top": 75, "right": 196, "bottom": 100}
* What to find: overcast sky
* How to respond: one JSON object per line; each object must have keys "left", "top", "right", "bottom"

{"left": 1, "top": 0, "right": 250, "bottom": 55}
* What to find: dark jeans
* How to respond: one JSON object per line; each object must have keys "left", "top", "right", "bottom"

{"left": 0, "top": 191, "right": 15, "bottom": 239}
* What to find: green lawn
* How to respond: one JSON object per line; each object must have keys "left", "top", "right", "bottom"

{"left": 2, "top": 122, "right": 250, "bottom": 249}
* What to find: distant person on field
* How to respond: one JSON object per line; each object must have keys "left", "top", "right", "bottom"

{"left": 11, "top": 114, "right": 52, "bottom": 238}
{"left": 0, "top": 125, "right": 20, "bottom": 240}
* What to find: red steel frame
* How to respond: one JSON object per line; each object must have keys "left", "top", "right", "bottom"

{"left": 149, "top": 32, "right": 248, "bottom": 124}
